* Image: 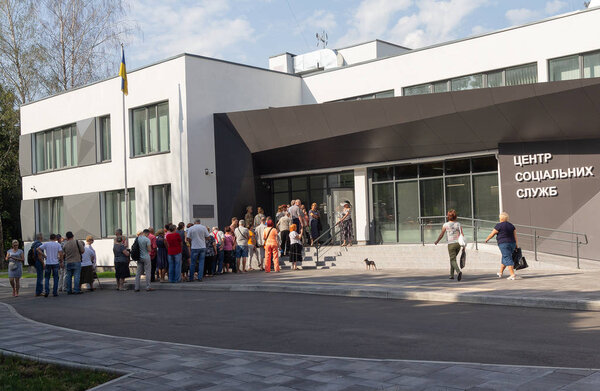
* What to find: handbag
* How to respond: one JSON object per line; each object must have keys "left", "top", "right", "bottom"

{"left": 8, "top": 261, "right": 18, "bottom": 271}
{"left": 458, "top": 234, "right": 466, "bottom": 247}
{"left": 459, "top": 248, "right": 466, "bottom": 269}
{"left": 512, "top": 247, "right": 528, "bottom": 270}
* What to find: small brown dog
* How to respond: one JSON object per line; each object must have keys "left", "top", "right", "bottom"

{"left": 364, "top": 258, "right": 377, "bottom": 270}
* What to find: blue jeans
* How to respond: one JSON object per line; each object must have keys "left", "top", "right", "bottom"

{"left": 44, "top": 264, "right": 59, "bottom": 296}
{"left": 35, "top": 260, "right": 44, "bottom": 295}
{"left": 498, "top": 242, "right": 517, "bottom": 266}
{"left": 189, "top": 248, "right": 206, "bottom": 282}
{"left": 168, "top": 253, "right": 182, "bottom": 283}
{"left": 216, "top": 250, "right": 224, "bottom": 274}
{"left": 65, "top": 262, "right": 82, "bottom": 293}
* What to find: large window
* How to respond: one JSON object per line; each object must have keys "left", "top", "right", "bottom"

{"left": 151, "top": 184, "right": 172, "bottom": 230}
{"left": 36, "top": 197, "right": 64, "bottom": 238}
{"left": 335, "top": 90, "right": 394, "bottom": 102}
{"left": 550, "top": 50, "right": 600, "bottom": 81}
{"left": 131, "top": 102, "right": 169, "bottom": 157}
{"left": 101, "top": 189, "right": 136, "bottom": 237}
{"left": 99, "top": 116, "right": 111, "bottom": 162}
{"left": 403, "top": 63, "right": 538, "bottom": 96}
{"left": 34, "top": 125, "right": 77, "bottom": 173}
{"left": 370, "top": 155, "right": 499, "bottom": 244}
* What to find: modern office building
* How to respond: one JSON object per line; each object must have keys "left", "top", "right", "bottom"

{"left": 19, "top": 4, "right": 600, "bottom": 264}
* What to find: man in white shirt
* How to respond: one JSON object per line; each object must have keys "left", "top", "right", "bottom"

{"left": 37, "top": 233, "right": 64, "bottom": 297}
{"left": 254, "top": 216, "right": 267, "bottom": 270}
{"left": 186, "top": 219, "right": 211, "bottom": 282}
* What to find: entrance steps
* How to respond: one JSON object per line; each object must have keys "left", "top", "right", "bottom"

{"left": 292, "top": 243, "right": 599, "bottom": 271}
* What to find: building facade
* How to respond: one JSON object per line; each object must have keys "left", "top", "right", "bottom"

{"left": 19, "top": 5, "right": 600, "bottom": 264}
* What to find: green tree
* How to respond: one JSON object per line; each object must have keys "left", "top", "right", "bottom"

{"left": 0, "top": 84, "right": 20, "bottom": 263}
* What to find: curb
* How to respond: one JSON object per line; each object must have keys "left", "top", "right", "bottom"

{"left": 101, "top": 280, "right": 600, "bottom": 312}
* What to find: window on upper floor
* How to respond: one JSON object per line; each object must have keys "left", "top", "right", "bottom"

{"left": 99, "top": 115, "right": 111, "bottom": 162}
{"left": 335, "top": 90, "right": 394, "bottom": 102}
{"left": 131, "top": 101, "right": 169, "bottom": 157}
{"left": 33, "top": 124, "right": 77, "bottom": 173}
{"left": 549, "top": 50, "right": 600, "bottom": 81}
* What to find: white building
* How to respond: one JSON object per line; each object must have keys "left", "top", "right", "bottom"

{"left": 19, "top": 5, "right": 600, "bottom": 264}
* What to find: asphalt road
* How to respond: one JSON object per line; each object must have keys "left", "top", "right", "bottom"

{"left": 4, "top": 289, "right": 600, "bottom": 368}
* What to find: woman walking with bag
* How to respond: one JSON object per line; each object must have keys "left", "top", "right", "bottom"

{"left": 6, "top": 240, "right": 24, "bottom": 297}
{"left": 485, "top": 212, "right": 519, "bottom": 280}
{"left": 434, "top": 210, "right": 464, "bottom": 281}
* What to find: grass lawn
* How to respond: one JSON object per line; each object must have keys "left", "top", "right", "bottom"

{"left": 0, "top": 354, "right": 118, "bottom": 391}
{"left": 0, "top": 271, "right": 128, "bottom": 279}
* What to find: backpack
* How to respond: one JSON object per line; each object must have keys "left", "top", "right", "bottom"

{"left": 130, "top": 237, "right": 141, "bottom": 261}
{"left": 27, "top": 241, "right": 42, "bottom": 266}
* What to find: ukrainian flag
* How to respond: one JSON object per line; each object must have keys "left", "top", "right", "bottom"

{"left": 119, "top": 46, "right": 128, "bottom": 95}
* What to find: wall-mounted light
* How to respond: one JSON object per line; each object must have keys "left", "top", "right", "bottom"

{"left": 30, "top": 186, "right": 37, "bottom": 192}
{"left": 205, "top": 168, "right": 214, "bottom": 175}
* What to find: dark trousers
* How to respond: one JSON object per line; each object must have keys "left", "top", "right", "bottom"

{"left": 35, "top": 260, "right": 44, "bottom": 295}
{"left": 204, "top": 255, "right": 216, "bottom": 276}
{"left": 150, "top": 256, "right": 157, "bottom": 282}
{"left": 280, "top": 230, "right": 290, "bottom": 255}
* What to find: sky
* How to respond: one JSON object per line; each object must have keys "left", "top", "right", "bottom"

{"left": 124, "top": 0, "right": 587, "bottom": 70}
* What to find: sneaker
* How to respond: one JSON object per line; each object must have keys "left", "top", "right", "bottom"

{"left": 449, "top": 276, "right": 454, "bottom": 280}
{"left": 507, "top": 275, "right": 515, "bottom": 280}
{"left": 44, "top": 292, "right": 49, "bottom": 298}
{"left": 457, "top": 272, "right": 463, "bottom": 282}
{"left": 496, "top": 272, "right": 502, "bottom": 278}
{"left": 134, "top": 289, "right": 140, "bottom": 292}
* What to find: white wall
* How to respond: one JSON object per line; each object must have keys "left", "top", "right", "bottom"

{"left": 302, "top": 8, "right": 600, "bottom": 102}
{"left": 184, "top": 56, "right": 302, "bottom": 229}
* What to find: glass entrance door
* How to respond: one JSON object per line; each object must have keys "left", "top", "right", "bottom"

{"left": 328, "top": 188, "right": 355, "bottom": 244}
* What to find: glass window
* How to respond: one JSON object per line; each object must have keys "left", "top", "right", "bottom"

{"left": 445, "top": 176, "right": 472, "bottom": 218}
{"left": 273, "top": 179, "right": 289, "bottom": 192}
{"left": 291, "top": 191, "right": 308, "bottom": 205}
{"left": 395, "top": 165, "right": 418, "bottom": 180}
{"left": 309, "top": 175, "right": 327, "bottom": 189}
{"left": 35, "top": 133, "right": 45, "bottom": 172}
{"left": 404, "top": 84, "right": 431, "bottom": 96}
{"left": 291, "top": 177, "right": 307, "bottom": 191}
{"left": 549, "top": 55, "right": 580, "bottom": 81}
{"left": 375, "top": 90, "right": 394, "bottom": 98}
{"left": 373, "top": 183, "right": 396, "bottom": 243}
{"left": 37, "top": 197, "right": 64, "bottom": 238}
{"left": 420, "top": 179, "right": 444, "bottom": 217}
{"left": 583, "top": 51, "right": 600, "bottom": 79}
{"left": 273, "top": 192, "right": 290, "bottom": 212}
{"left": 506, "top": 63, "right": 537, "bottom": 86}
{"left": 53, "top": 129, "right": 63, "bottom": 169}
{"left": 472, "top": 156, "right": 497, "bottom": 173}
{"left": 419, "top": 162, "right": 444, "bottom": 178}
{"left": 433, "top": 81, "right": 449, "bottom": 93}
{"left": 473, "top": 174, "right": 499, "bottom": 221}
{"left": 151, "top": 184, "right": 171, "bottom": 230}
{"left": 371, "top": 167, "right": 394, "bottom": 182}
{"left": 131, "top": 102, "right": 169, "bottom": 157}
{"left": 100, "top": 116, "right": 111, "bottom": 161}
{"left": 487, "top": 70, "right": 503, "bottom": 87}
{"left": 102, "top": 189, "right": 136, "bottom": 237}
{"left": 33, "top": 125, "right": 77, "bottom": 172}
{"left": 451, "top": 74, "right": 483, "bottom": 91}
{"left": 340, "top": 172, "right": 354, "bottom": 187}
{"left": 396, "top": 181, "right": 420, "bottom": 243}
{"left": 445, "top": 159, "right": 470, "bottom": 175}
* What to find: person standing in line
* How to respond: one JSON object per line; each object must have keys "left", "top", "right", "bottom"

{"left": 254, "top": 217, "right": 267, "bottom": 271}
{"left": 6, "top": 240, "right": 24, "bottom": 297}
{"left": 223, "top": 226, "right": 236, "bottom": 273}
{"left": 434, "top": 209, "right": 463, "bottom": 281}
{"left": 155, "top": 229, "right": 168, "bottom": 282}
{"left": 229, "top": 217, "right": 239, "bottom": 234}
{"left": 288, "top": 200, "right": 303, "bottom": 233}
{"left": 63, "top": 231, "right": 85, "bottom": 295}
{"left": 37, "top": 234, "right": 64, "bottom": 297}
{"left": 288, "top": 224, "right": 303, "bottom": 271}
{"left": 277, "top": 212, "right": 291, "bottom": 256}
{"left": 176, "top": 223, "right": 190, "bottom": 282}
{"left": 254, "top": 207, "right": 265, "bottom": 228}
{"left": 56, "top": 234, "right": 66, "bottom": 292}
{"left": 135, "top": 229, "right": 154, "bottom": 292}
{"left": 113, "top": 236, "right": 131, "bottom": 291}
{"left": 79, "top": 235, "right": 96, "bottom": 292}
{"left": 148, "top": 227, "right": 158, "bottom": 282}
{"left": 338, "top": 202, "right": 354, "bottom": 247}
{"left": 300, "top": 204, "right": 310, "bottom": 245}
{"left": 165, "top": 224, "right": 182, "bottom": 283}
{"left": 263, "top": 218, "right": 280, "bottom": 273}
{"left": 211, "top": 226, "right": 225, "bottom": 275}
{"left": 30, "top": 233, "right": 45, "bottom": 297}
{"left": 275, "top": 205, "right": 285, "bottom": 222}
{"left": 234, "top": 220, "right": 250, "bottom": 273}
{"left": 244, "top": 206, "right": 254, "bottom": 228}
{"left": 309, "top": 203, "right": 321, "bottom": 246}
{"left": 204, "top": 232, "right": 217, "bottom": 277}
{"left": 247, "top": 224, "right": 259, "bottom": 271}
{"left": 485, "top": 212, "right": 519, "bottom": 280}
{"left": 187, "top": 219, "right": 211, "bottom": 282}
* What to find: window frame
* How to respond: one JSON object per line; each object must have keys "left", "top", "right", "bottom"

{"left": 32, "top": 124, "right": 78, "bottom": 174}
{"left": 548, "top": 49, "right": 600, "bottom": 81}
{"left": 150, "top": 184, "right": 172, "bottom": 230}
{"left": 98, "top": 115, "right": 112, "bottom": 162}
{"left": 100, "top": 188, "right": 136, "bottom": 238}
{"left": 35, "top": 197, "right": 64, "bottom": 237}
{"left": 130, "top": 101, "right": 170, "bottom": 158}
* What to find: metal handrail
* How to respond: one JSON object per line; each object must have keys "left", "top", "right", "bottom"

{"left": 313, "top": 223, "right": 342, "bottom": 263}
{"left": 416, "top": 216, "right": 588, "bottom": 268}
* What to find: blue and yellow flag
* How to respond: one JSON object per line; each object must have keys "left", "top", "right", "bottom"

{"left": 119, "top": 46, "right": 128, "bottom": 95}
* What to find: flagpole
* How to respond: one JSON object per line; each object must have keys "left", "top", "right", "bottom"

{"left": 121, "top": 43, "right": 130, "bottom": 245}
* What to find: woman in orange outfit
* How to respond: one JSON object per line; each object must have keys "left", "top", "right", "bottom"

{"left": 263, "top": 218, "right": 280, "bottom": 273}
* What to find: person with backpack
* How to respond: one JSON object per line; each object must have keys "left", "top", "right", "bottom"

{"left": 133, "top": 230, "right": 153, "bottom": 292}
{"left": 63, "top": 231, "right": 85, "bottom": 294}
{"left": 29, "top": 233, "right": 45, "bottom": 296}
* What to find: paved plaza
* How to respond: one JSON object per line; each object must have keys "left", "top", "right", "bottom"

{"left": 3, "top": 268, "right": 600, "bottom": 390}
